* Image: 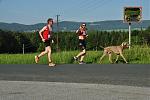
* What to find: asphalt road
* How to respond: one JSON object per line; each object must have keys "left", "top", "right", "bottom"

{"left": 0, "top": 81, "right": 149, "bottom": 100}
{"left": 0, "top": 64, "right": 149, "bottom": 87}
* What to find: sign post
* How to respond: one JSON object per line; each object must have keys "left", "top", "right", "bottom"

{"left": 123, "top": 7, "right": 142, "bottom": 50}
{"left": 128, "top": 23, "right": 131, "bottom": 50}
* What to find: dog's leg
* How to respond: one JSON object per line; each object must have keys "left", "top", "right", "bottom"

{"left": 114, "top": 54, "right": 119, "bottom": 63}
{"left": 100, "top": 53, "right": 106, "bottom": 64}
{"left": 108, "top": 53, "right": 113, "bottom": 64}
{"left": 120, "top": 53, "right": 128, "bottom": 63}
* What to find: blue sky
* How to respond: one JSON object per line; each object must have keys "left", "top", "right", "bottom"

{"left": 0, "top": 0, "right": 149, "bottom": 24}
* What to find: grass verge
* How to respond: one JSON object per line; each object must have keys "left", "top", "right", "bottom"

{"left": 0, "top": 46, "right": 150, "bottom": 64}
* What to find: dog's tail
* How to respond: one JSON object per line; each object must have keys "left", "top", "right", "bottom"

{"left": 99, "top": 46, "right": 104, "bottom": 49}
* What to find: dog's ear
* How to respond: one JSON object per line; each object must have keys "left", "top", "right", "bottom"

{"left": 121, "top": 42, "right": 125, "bottom": 46}
{"left": 122, "top": 42, "right": 128, "bottom": 45}
{"left": 121, "top": 42, "right": 123, "bottom": 46}
{"left": 121, "top": 42, "right": 128, "bottom": 47}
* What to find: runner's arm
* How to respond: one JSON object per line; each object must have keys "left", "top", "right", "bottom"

{"left": 86, "top": 31, "right": 88, "bottom": 37}
{"left": 39, "top": 26, "right": 47, "bottom": 40}
{"left": 76, "top": 29, "right": 80, "bottom": 34}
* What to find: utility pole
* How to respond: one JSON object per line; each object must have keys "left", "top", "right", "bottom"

{"left": 56, "top": 15, "right": 60, "bottom": 52}
{"left": 23, "top": 44, "right": 25, "bottom": 54}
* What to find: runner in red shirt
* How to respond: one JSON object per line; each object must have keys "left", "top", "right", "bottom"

{"left": 35, "top": 18, "right": 55, "bottom": 67}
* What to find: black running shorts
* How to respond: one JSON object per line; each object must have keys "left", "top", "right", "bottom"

{"left": 44, "top": 39, "right": 51, "bottom": 47}
{"left": 79, "top": 39, "right": 86, "bottom": 50}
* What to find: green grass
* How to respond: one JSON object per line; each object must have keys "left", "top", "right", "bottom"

{"left": 0, "top": 46, "right": 150, "bottom": 64}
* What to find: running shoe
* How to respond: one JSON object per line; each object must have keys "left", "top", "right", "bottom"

{"left": 35, "top": 56, "right": 39, "bottom": 64}
{"left": 49, "top": 62, "right": 56, "bottom": 67}
{"left": 79, "top": 61, "right": 86, "bottom": 64}
{"left": 73, "top": 56, "right": 78, "bottom": 61}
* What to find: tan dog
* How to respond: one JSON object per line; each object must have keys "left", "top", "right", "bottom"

{"left": 100, "top": 42, "right": 129, "bottom": 64}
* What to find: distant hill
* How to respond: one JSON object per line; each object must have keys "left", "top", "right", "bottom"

{"left": 0, "top": 20, "right": 150, "bottom": 32}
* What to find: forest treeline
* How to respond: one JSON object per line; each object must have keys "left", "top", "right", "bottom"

{"left": 0, "top": 27, "right": 150, "bottom": 53}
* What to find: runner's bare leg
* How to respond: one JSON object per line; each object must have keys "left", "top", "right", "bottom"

{"left": 80, "top": 55, "right": 85, "bottom": 62}
{"left": 47, "top": 46, "right": 52, "bottom": 63}
{"left": 38, "top": 47, "right": 48, "bottom": 58}
{"left": 76, "top": 49, "right": 86, "bottom": 58}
